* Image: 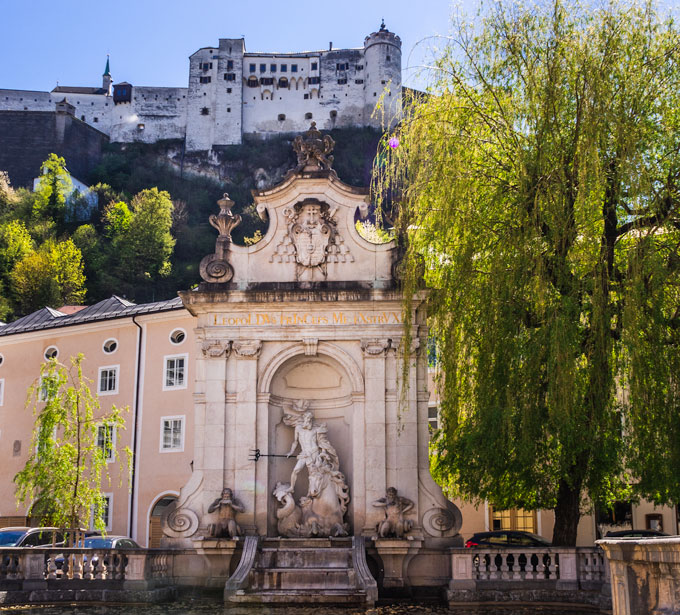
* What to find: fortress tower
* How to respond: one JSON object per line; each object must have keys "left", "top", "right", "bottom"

{"left": 363, "top": 20, "right": 402, "bottom": 129}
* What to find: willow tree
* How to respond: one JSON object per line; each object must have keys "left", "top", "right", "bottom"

{"left": 375, "top": 0, "right": 680, "bottom": 545}
{"left": 15, "top": 356, "right": 131, "bottom": 532}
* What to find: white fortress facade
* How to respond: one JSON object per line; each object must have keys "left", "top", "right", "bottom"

{"left": 0, "top": 23, "right": 401, "bottom": 151}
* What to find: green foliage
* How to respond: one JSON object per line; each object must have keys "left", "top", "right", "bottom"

{"left": 14, "top": 355, "right": 131, "bottom": 531}
{"left": 11, "top": 239, "right": 85, "bottom": 313}
{"left": 376, "top": 0, "right": 680, "bottom": 545}
{"left": 102, "top": 201, "right": 132, "bottom": 237}
{"left": 33, "top": 154, "right": 72, "bottom": 230}
{"left": 355, "top": 219, "right": 392, "bottom": 244}
{"left": 0, "top": 220, "right": 33, "bottom": 286}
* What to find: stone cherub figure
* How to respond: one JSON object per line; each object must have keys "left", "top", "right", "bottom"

{"left": 207, "top": 488, "right": 245, "bottom": 538}
{"left": 373, "top": 487, "right": 415, "bottom": 538}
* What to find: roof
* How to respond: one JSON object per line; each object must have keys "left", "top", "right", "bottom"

{"left": 51, "top": 86, "right": 108, "bottom": 95}
{"left": 0, "top": 295, "right": 184, "bottom": 337}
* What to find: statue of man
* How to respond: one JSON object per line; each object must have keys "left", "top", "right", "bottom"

{"left": 207, "top": 488, "right": 244, "bottom": 538}
{"left": 373, "top": 487, "right": 414, "bottom": 538}
{"left": 283, "top": 401, "right": 339, "bottom": 494}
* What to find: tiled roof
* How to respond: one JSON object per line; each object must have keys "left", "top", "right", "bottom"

{"left": 0, "top": 295, "right": 184, "bottom": 337}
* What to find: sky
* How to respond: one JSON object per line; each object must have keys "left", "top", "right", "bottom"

{"left": 0, "top": 0, "right": 477, "bottom": 93}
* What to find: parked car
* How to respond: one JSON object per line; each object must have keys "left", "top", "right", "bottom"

{"left": 54, "top": 536, "right": 140, "bottom": 571}
{"left": 0, "top": 527, "right": 66, "bottom": 547}
{"left": 465, "top": 530, "right": 552, "bottom": 548}
{"left": 604, "top": 529, "right": 669, "bottom": 539}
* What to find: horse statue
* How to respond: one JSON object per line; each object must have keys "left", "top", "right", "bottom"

{"left": 273, "top": 401, "right": 350, "bottom": 537}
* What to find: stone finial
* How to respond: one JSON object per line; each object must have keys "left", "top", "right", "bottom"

{"left": 210, "top": 193, "right": 241, "bottom": 239}
{"left": 199, "top": 193, "right": 241, "bottom": 284}
{"left": 292, "top": 122, "right": 335, "bottom": 172}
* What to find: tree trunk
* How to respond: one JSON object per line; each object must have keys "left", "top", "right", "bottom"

{"left": 551, "top": 478, "right": 582, "bottom": 546}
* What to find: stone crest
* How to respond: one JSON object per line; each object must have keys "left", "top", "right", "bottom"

{"left": 283, "top": 200, "right": 338, "bottom": 279}
{"left": 292, "top": 121, "right": 335, "bottom": 172}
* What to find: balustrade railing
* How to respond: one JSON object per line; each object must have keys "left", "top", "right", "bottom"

{"left": 450, "top": 546, "right": 608, "bottom": 589}
{"left": 0, "top": 548, "right": 172, "bottom": 587}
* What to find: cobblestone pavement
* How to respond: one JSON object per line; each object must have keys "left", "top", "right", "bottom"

{"left": 0, "top": 600, "right": 602, "bottom": 615}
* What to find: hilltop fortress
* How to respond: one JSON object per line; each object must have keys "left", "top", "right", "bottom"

{"left": 0, "top": 22, "right": 401, "bottom": 151}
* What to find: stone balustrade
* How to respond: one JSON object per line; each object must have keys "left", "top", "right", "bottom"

{"left": 448, "top": 546, "right": 611, "bottom": 610}
{"left": 0, "top": 548, "right": 175, "bottom": 603}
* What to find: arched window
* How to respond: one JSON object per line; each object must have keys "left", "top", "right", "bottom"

{"left": 247, "top": 76, "right": 259, "bottom": 88}
{"left": 278, "top": 77, "right": 289, "bottom": 89}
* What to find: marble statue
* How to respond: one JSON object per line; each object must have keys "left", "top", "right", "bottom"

{"left": 373, "top": 487, "right": 414, "bottom": 538}
{"left": 207, "top": 488, "right": 245, "bottom": 538}
{"left": 273, "top": 400, "right": 350, "bottom": 537}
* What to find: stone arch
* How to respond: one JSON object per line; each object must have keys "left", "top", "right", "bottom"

{"left": 310, "top": 88, "right": 319, "bottom": 99}
{"left": 146, "top": 492, "right": 179, "bottom": 547}
{"left": 261, "top": 90, "right": 272, "bottom": 100}
{"left": 258, "top": 342, "right": 363, "bottom": 395}
{"left": 265, "top": 350, "right": 357, "bottom": 535}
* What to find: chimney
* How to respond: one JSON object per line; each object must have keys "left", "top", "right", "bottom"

{"left": 329, "top": 41, "right": 333, "bottom": 50}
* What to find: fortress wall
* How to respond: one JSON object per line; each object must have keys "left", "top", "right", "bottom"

{"left": 0, "top": 89, "right": 54, "bottom": 112}
{"left": 0, "top": 111, "right": 108, "bottom": 188}
{"left": 110, "top": 86, "right": 188, "bottom": 143}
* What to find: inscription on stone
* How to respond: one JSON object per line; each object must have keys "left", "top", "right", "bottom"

{"left": 212, "top": 310, "right": 402, "bottom": 327}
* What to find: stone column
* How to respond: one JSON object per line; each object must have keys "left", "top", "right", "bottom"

{"left": 201, "top": 340, "right": 231, "bottom": 497}
{"left": 361, "top": 338, "right": 390, "bottom": 533}
{"left": 231, "top": 340, "right": 262, "bottom": 533}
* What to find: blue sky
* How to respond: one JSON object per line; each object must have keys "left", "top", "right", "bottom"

{"left": 0, "top": 0, "right": 476, "bottom": 92}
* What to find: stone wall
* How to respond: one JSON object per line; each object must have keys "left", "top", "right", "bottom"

{"left": 0, "top": 110, "right": 109, "bottom": 188}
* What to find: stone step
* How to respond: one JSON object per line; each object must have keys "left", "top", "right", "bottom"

{"left": 250, "top": 567, "right": 356, "bottom": 590}
{"left": 259, "top": 537, "right": 352, "bottom": 550}
{"left": 258, "top": 547, "right": 352, "bottom": 568}
{"left": 228, "top": 588, "right": 367, "bottom": 605}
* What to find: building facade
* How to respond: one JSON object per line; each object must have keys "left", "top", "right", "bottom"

{"left": 0, "top": 23, "right": 401, "bottom": 151}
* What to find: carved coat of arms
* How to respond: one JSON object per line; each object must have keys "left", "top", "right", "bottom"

{"left": 284, "top": 200, "right": 337, "bottom": 278}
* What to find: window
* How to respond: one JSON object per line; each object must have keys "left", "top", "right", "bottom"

{"left": 428, "top": 405, "right": 438, "bottom": 431}
{"left": 164, "top": 355, "right": 187, "bottom": 390}
{"left": 227, "top": 107, "right": 231, "bottom": 112}
{"left": 103, "top": 339, "right": 118, "bottom": 354}
{"left": 224, "top": 73, "right": 236, "bottom": 81}
{"left": 305, "top": 112, "right": 313, "bottom": 120}
{"left": 227, "top": 88, "right": 232, "bottom": 93}
{"left": 199, "top": 62, "right": 213, "bottom": 70}
{"left": 278, "top": 114, "right": 286, "bottom": 121}
{"left": 160, "top": 416, "right": 184, "bottom": 452}
{"left": 337, "top": 79, "right": 347, "bottom": 85}
{"left": 199, "top": 76, "right": 212, "bottom": 84}
{"left": 356, "top": 64, "right": 363, "bottom": 71}
{"left": 336, "top": 62, "right": 349, "bottom": 71}
{"left": 304, "top": 94, "right": 309, "bottom": 100}
{"left": 330, "top": 110, "right": 338, "bottom": 119}
{"left": 281, "top": 64, "right": 287, "bottom": 72}
{"left": 170, "top": 329, "right": 186, "bottom": 345}
{"left": 260, "top": 77, "right": 274, "bottom": 86}
{"left": 226, "top": 60, "right": 234, "bottom": 70}
{"left": 98, "top": 366, "right": 118, "bottom": 395}
{"left": 96, "top": 424, "right": 115, "bottom": 461}
{"left": 646, "top": 514, "right": 663, "bottom": 532}
{"left": 311, "top": 62, "right": 318, "bottom": 70}
{"left": 309, "top": 76, "right": 320, "bottom": 85}
{"left": 386, "top": 55, "right": 391, "bottom": 61}
{"left": 291, "top": 64, "right": 298, "bottom": 72}
{"left": 278, "top": 77, "right": 289, "bottom": 88}
{"left": 355, "top": 79, "right": 364, "bottom": 85}
{"left": 44, "top": 346, "right": 58, "bottom": 360}
{"left": 201, "top": 107, "right": 210, "bottom": 115}
{"left": 249, "top": 63, "right": 256, "bottom": 73}
{"left": 259, "top": 63, "right": 266, "bottom": 73}
{"left": 93, "top": 493, "right": 112, "bottom": 531}
{"left": 93, "top": 117, "right": 98, "bottom": 123}
{"left": 270, "top": 64, "right": 277, "bottom": 72}
{"left": 0, "top": 353, "right": 4, "bottom": 366}
{"left": 39, "top": 376, "right": 57, "bottom": 402}
{"left": 247, "top": 76, "right": 259, "bottom": 87}
{"left": 490, "top": 507, "right": 537, "bottom": 533}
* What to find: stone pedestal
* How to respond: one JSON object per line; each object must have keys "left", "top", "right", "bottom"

{"left": 372, "top": 537, "right": 423, "bottom": 588}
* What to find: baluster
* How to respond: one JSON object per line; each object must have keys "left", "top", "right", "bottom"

{"left": 498, "top": 551, "right": 509, "bottom": 580}
{"left": 544, "top": 552, "right": 555, "bottom": 579}
{"left": 7, "top": 555, "right": 20, "bottom": 580}
{"left": 535, "top": 551, "right": 546, "bottom": 578}
{"left": 92, "top": 553, "right": 103, "bottom": 579}
{"left": 46, "top": 554, "right": 58, "bottom": 580}
{"left": 512, "top": 551, "right": 523, "bottom": 580}
{"left": 82, "top": 554, "right": 93, "bottom": 580}
{"left": 71, "top": 552, "right": 83, "bottom": 580}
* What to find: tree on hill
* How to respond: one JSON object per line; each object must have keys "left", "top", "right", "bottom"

{"left": 377, "top": 0, "right": 680, "bottom": 545}
{"left": 15, "top": 355, "right": 130, "bottom": 531}
{"left": 105, "top": 188, "right": 175, "bottom": 285}
{"left": 11, "top": 239, "right": 85, "bottom": 314}
{"left": 33, "top": 153, "right": 72, "bottom": 231}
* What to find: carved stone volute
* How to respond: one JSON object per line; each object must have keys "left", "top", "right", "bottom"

{"left": 200, "top": 193, "right": 241, "bottom": 284}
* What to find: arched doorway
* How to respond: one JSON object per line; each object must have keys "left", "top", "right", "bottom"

{"left": 148, "top": 494, "right": 178, "bottom": 547}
